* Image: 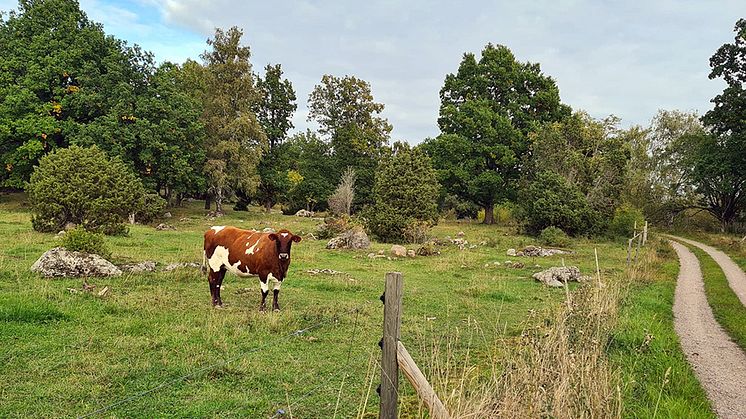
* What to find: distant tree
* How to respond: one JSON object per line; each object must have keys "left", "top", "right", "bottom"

{"left": 308, "top": 75, "right": 392, "bottom": 208}
{"left": 27, "top": 146, "right": 144, "bottom": 235}
{"left": 200, "top": 27, "right": 267, "bottom": 214}
{"left": 365, "top": 143, "right": 440, "bottom": 243}
{"left": 328, "top": 167, "right": 356, "bottom": 216}
{"left": 282, "top": 130, "right": 335, "bottom": 213}
{"left": 423, "top": 44, "right": 570, "bottom": 224}
{"left": 252, "top": 63, "right": 297, "bottom": 211}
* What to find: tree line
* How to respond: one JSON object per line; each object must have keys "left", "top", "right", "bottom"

{"left": 2, "top": 1, "right": 744, "bottom": 237}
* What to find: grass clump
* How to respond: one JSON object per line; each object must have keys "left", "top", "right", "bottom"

{"left": 61, "top": 227, "right": 111, "bottom": 259}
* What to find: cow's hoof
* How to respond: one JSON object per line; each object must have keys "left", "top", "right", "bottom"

{"left": 259, "top": 306, "right": 267, "bottom": 312}
{"left": 213, "top": 303, "right": 223, "bottom": 309}
{"left": 273, "top": 308, "right": 280, "bottom": 312}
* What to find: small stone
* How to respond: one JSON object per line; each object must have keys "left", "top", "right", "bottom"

{"left": 516, "top": 251, "right": 524, "bottom": 257}
{"left": 506, "top": 248, "right": 517, "bottom": 257}
{"left": 456, "top": 231, "right": 465, "bottom": 237}
{"left": 163, "top": 212, "right": 172, "bottom": 218}
{"left": 406, "top": 249, "right": 416, "bottom": 258}
{"left": 263, "top": 227, "right": 276, "bottom": 233}
{"left": 391, "top": 245, "right": 407, "bottom": 257}
{"left": 156, "top": 223, "right": 175, "bottom": 231}
{"left": 378, "top": 249, "right": 385, "bottom": 255}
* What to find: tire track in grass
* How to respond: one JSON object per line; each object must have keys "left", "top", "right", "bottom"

{"left": 669, "top": 240, "right": 746, "bottom": 419}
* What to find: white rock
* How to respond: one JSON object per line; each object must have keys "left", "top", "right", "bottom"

{"left": 506, "top": 248, "right": 517, "bottom": 257}
{"left": 31, "top": 247, "right": 121, "bottom": 277}
{"left": 391, "top": 245, "right": 407, "bottom": 257}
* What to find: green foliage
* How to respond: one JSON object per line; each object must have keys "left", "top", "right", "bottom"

{"left": 60, "top": 227, "right": 111, "bottom": 259}
{"left": 365, "top": 144, "right": 440, "bottom": 242}
{"left": 607, "top": 204, "right": 645, "bottom": 238}
{"left": 281, "top": 131, "right": 335, "bottom": 214}
{"left": 315, "top": 215, "right": 359, "bottom": 240}
{"left": 27, "top": 146, "right": 144, "bottom": 234}
{"left": 539, "top": 226, "right": 571, "bottom": 247}
{"left": 424, "top": 43, "right": 570, "bottom": 224}
{"left": 201, "top": 27, "right": 267, "bottom": 213}
{"left": 135, "top": 193, "right": 167, "bottom": 224}
{"left": 519, "top": 171, "right": 601, "bottom": 236}
{"left": 440, "top": 193, "right": 479, "bottom": 220}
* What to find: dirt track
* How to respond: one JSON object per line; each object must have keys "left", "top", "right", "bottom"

{"left": 671, "top": 236, "right": 746, "bottom": 306}
{"left": 669, "top": 240, "right": 746, "bottom": 418}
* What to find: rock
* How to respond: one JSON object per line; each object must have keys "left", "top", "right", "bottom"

{"left": 156, "top": 223, "right": 175, "bottom": 231}
{"left": 64, "top": 222, "right": 77, "bottom": 231}
{"left": 325, "top": 227, "right": 370, "bottom": 250}
{"left": 31, "top": 247, "right": 122, "bottom": 277}
{"left": 391, "top": 245, "right": 407, "bottom": 257}
{"left": 532, "top": 266, "right": 583, "bottom": 287}
{"left": 119, "top": 261, "right": 157, "bottom": 273}
{"left": 416, "top": 241, "right": 440, "bottom": 256}
{"left": 163, "top": 262, "right": 201, "bottom": 271}
{"left": 516, "top": 251, "right": 524, "bottom": 257}
{"left": 468, "top": 245, "right": 477, "bottom": 249}
{"left": 56, "top": 230, "right": 66, "bottom": 237}
{"left": 179, "top": 217, "right": 191, "bottom": 222}
{"left": 506, "top": 248, "right": 517, "bottom": 257}
{"left": 163, "top": 212, "right": 172, "bottom": 218}
{"left": 506, "top": 261, "right": 525, "bottom": 269}
{"left": 367, "top": 253, "right": 386, "bottom": 259}
{"left": 406, "top": 249, "right": 416, "bottom": 258}
{"left": 453, "top": 238, "right": 467, "bottom": 250}
{"left": 521, "top": 245, "right": 572, "bottom": 257}
{"left": 456, "top": 231, "right": 465, "bottom": 237}
{"left": 306, "top": 268, "right": 344, "bottom": 275}
{"left": 262, "top": 227, "right": 276, "bottom": 233}
{"left": 378, "top": 249, "right": 385, "bottom": 255}
{"left": 295, "top": 209, "right": 315, "bottom": 217}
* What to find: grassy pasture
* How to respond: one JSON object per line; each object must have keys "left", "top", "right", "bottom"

{"left": 0, "top": 193, "right": 701, "bottom": 417}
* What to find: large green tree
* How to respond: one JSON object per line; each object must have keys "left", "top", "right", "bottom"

{"left": 252, "top": 63, "right": 297, "bottom": 211}
{"left": 423, "top": 44, "right": 570, "bottom": 224}
{"left": 200, "top": 27, "right": 267, "bottom": 214}
{"left": 307, "top": 74, "right": 392, "bottom": 208}
{"left": 282, "top": 130, "right": 335, "bottom": 213}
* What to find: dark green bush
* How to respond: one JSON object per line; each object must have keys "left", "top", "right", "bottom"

{"left": 365, "top": 146, "right": 440, "bottom": 243}
{"left": 135, "top": 193, "right": 167, "bottom": 223}
{"left": 28, "top": 146, "right": 145, "bottom": 235}
{"left": 539, "top": 226, "right": 571, "bottom": 247}
{"left": 607, "top": 204, "right": 645, "bottom": 238}
{"left": 519, "top": 171, "right": 602, "bottom": 236}
{"left": 60, "top": 227, "right": 111, "bottom": 259}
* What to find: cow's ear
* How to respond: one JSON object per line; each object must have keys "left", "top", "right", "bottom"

{"left": 268, "top": 233, "right": 278, "bottom": 241}
{"left": 292, "top": 235, "right": 302, "bottom": 243}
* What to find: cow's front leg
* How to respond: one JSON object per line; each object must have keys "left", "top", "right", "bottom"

{"left": 272, "top": 276, "right": 282, "bottom": 312}
{"left": 259, "top": 277, "right": 269, "bottom": 312}
{"left": 208, "top": 268, "right": 226, "bottom": 307}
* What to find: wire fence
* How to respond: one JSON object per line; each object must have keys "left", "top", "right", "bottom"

{"left": 77, "top": 302, "right": 376, "bottom": 418}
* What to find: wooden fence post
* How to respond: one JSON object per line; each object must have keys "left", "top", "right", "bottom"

{"left": 642, "top": 221, "right": 648, "bottom": 246}
{"left": 397, "top": 341, "right": 451, "bottom": 419}
{"left": 380, "top": 272, "right": 403, "bottom": 419}
{"left": 627, "top": 238, "right": 633, "bottom": 267}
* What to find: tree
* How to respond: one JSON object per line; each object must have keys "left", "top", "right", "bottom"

{"left": 307, "top": 75, "right": 392, "bottom": 208}
{"left": 253, "top": 63, "right": 297, "bottom": 211}
{"left": 282, "top": 130, "right": 335, "bottom": 213}
{"left": 200, "top": 27, "right": 267, "bottom": 214}
{"left": 365, "top": 143, "right": 440, "bottom": 242}
{"left": 423, "top": 44, "right": 570, "bottom": 224}
{"left": 328, "top": 167, "right": 356, "bottom": 215}
{"left": 0, "top": 0, "right": 153, "bottom": 188}
{"left": 27, "top": 145, "right": 144, "bottom": 235}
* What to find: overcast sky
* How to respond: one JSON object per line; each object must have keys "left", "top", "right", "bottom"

{"left": 2, "top": 0, "right": 743, "bottom": 143}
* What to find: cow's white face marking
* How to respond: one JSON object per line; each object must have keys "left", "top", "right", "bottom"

{"left": 208, "top": 245, "right": 248, "bottom": 277}
{"left": 281, "top": 233, "right": 289, "bottom": 237}
{"left": 211, "top": 226, "right": 225, "bottom": 233}
{"left": 260, "top": 279, "right": 269, "bottom": 293}
{"left": 279, "top": 253, "right": 289, "bottom": 260}
{"left": 245, "top": 240, "right": 260, "bottom": 255}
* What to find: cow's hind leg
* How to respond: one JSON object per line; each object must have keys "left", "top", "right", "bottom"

{"left": 259, "top": 276, "right": 269, "bottom": 312}
{"left": 209, "top": 267, "right": 226, "bottom": 307}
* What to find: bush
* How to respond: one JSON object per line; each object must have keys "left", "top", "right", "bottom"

{"left": 328, "top": 168, "right": 356, "bottom": 216}
{"left": 316, "top": 215, "right": 359, "bottom": 239}
{"left": 539, "top": 226, "right": 571, "bottom": 247}
{"left": 365, "top": 145, "right": 440, "bottom": 242}
{"left": 519, "top": 171, "right": 602, "bottom": 236}
{"left": 440, "top": 193, "right": 479, "bottom": 220}
{"left": 607, "top": 204, "right": 645, "bottom": 238}
{"left": 28, "top": 146, "right": 145, "bottom": 235}
{"left": 403, "top": 220, "right": 432, "bottom": 244}
{"left": 135, "top": 193, "right": 167, "bottom": 224}
{"left": 60, "top": 228, "right": 111, "bottom": 259}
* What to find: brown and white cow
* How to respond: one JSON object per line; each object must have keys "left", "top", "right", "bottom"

{"left": 202, "top": 226, "right": 301, "bottom": 311}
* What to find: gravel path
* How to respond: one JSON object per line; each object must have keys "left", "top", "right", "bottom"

{"left": 670, "top": 235, "right": 746, "bottom": 307}
{"left": 669, "top": 240, "right": 746, "bottom": 418}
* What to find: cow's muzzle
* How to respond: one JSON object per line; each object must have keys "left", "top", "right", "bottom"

{"left": 279, "top": 253, "right": 289, "bottom": 260}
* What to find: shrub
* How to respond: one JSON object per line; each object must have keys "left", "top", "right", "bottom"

{"left": 316, "top": 215, "right": 359, "bottom": 239}
{"left": 440, "top": 193, "right": 479, "bottom": 220}
{"left": 60, "top": 228, "right": 111, "bottom": 259}
{"left": 403, "top": 220, "right": 432, "bottom": 244}
{"left": 328, "top": 168, "right": 356, "bottom": 216}
{"left": 28, "top": 146, "right": 145, "bottom": 235}
{"left": 607, "top": 204, "right": 645, "bottom": 238}
{"left": 539, "top": 226, "right": 571, "bottom": 247}
{"left": 134, "top": 193, "right": 167, "bottom": 224}
{"left": 519, "top": 171, "right": 602, "bottom": 236}
{"left": 365, "top": 145, "right": 440, "bottom": 242}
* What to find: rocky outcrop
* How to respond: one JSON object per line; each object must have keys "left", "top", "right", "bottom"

{"left": 532, "top": 266, "right": 585, "bottom": 287}
{"left": 119, "top": 261, "right": 157, "bottom": 273}
{"left": 326, "top": 227, "right": 370, "bottom": 250}
{"left": 31, "top": 247, "right": 122, "bottom": 277}
{"left": 295, "top": 209, "right": 315, "bottom": 217}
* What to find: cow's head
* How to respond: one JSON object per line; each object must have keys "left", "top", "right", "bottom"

{"left": 268, "top": 230, "right": 302, "bottom": 260}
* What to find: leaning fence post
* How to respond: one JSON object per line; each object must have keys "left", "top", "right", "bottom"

{"left": 380, "top": 272, "right": 403, "bottom": 419}
{"left": 642, "top": 221, "right": 648, "bottom": 246}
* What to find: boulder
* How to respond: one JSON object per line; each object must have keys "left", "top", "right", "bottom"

{"left": 532, "top": 266, "right": 583, "bottom": 287}
{"left": 391, "top": 245, "right": 407, "bottom": 257}
{"left": 522, "top": 245, "right": 571, "bottom": 257}
{"left": 295, "top": 209, "right": 315, "bottom": 217}
{"left": 506, "top": 248, "right": 517, "bottom": 257}
{"left": 156, "top": 223, "right": 175, "bottom": 231}
{"left": 416, "top": 241, "right": 440, "bottom": 256}
{"left": 31, "top": 247, "right": 122, "bottom": 277}
{"left": 120, "top": 261, "right": 157, "bottom": 273}
{"left": 406, "top": 249, "right": 416, "bottom": 258}
{"left": 325, "top": 227, "right": 370, "bottom": 250}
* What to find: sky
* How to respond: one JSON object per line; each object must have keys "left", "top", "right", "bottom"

{"left": 1, "top": 0, "right": 743, "bottom": 143}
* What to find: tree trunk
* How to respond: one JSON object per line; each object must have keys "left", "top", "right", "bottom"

{"left": 264, "top": 199, "right": 272, "bottom": 212}
{"left": 204, "top": 194, "right": 212, "bottom": 210}
{"left": 483, "top": 203, "right": 495, "bottom": 225}
{"left": 215, "top": 191, "right": 224, "bottom": 215}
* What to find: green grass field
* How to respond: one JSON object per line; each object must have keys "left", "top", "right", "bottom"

{"left": 0, "top": 194, "right": 711, "bottom": 417}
